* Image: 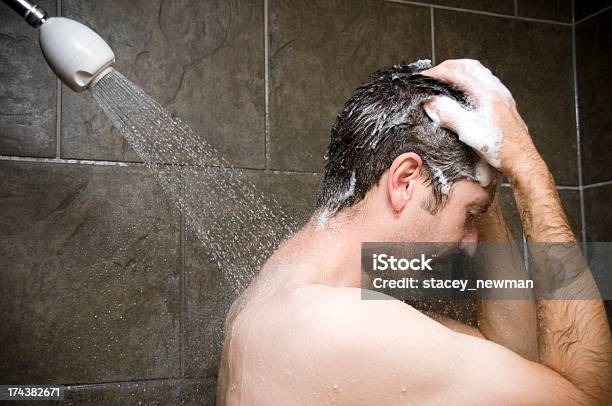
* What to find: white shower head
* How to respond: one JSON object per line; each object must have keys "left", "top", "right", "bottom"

{"left": 39, "top": 17, "right": 115, "bottom": 92}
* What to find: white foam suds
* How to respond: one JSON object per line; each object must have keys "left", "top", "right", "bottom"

{"left": 424, "top": 97, "right": 502, "bottom": 168}
{"left": 338, "top": 171, "right": 357, "bottom": 202}
{"left": 430, "top": 165, "right": 451, "bottom": 195}
{"left": 464, "top": 62, "right": 513, "bottom": 106}
{"left": 389, "top": 110, "right": 409, "bottom": 127}
{"left": 316, "top": 207, "right": 332, "bottom": 229}
{"left": 474, "top": 158, "right": 494, "bottom": 187}
{"left": 408, "top": 59, "right": 433, "bottom": 72}
{"left": 315, "top": 171, "right": 357, "bottom": 229}
{"left": 370, "top": 134, "right": 382, "bottom": 149}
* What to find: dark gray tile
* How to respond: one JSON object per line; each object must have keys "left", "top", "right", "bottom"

{"left": 182, "top": 170, "right": 320, "bottom": 377}
{"left": 182, "top": 227, "right": 229, "bottom": 381}
{"left": 55, "top": 379, "right": 215, "bottom": 406}
{"left": 61, "top": 0, "right": 265, "bottom": 168}
{"left": 584, "top": 184, "right": 612, "bottom": 328}
{"left": 557, "top": 189, "right": 582, "bottom": 239}
{"left": 517, "top": 0, "right": 572, "bottom": 22}
{"left": 269, "top": 0, "right": 431, "bottom": 171}
{"left": 497, "top": 187, "right": 526, "bottom": 266}
{"left": 574, "top": 0, "right": 612, "bottom": 21}
{"left": 17, "top": 379, "right": 215, "bottom": 406}
{"left": 435, "top": 10, "right": 578, "bottom": 186}
{"left": 0, "top": 161, "right": 181, "bottom": 384}
{"left": 606, "top": 300, "right": 612, "bottom": 331}
{"left": 417, "top": 0, "right": 514, "bottom": 14}
{"left": 498, "top": 186, "right": 523, "bottom": 245}
{"left": 0, "top": 0, "right": 57, "bottom": 157}
{"left": 576, "top": 8, "right": 612, "bottom": 185}
{"left": 585, "top": 184, "right": 612, "bottom": 241}
{"left": 245, "top": 171, "right": 321, "bottom": 225}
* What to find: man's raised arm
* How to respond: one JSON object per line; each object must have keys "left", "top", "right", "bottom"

{"left": 422, "top": 59, "right": 612, "bottom": 404}
{"left": 507, "top": 144, "right": 611, "bottom": 402}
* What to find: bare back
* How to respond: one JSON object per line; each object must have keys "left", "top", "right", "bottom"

{"left": 218, "top": 282, "right": 450, "bottom": 405}
{"left": 217, "top": 278, "right": 587, "bottom": 405}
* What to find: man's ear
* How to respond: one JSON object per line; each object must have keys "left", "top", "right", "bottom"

{"left": 387, "top": 152, "right": 423, "bottom": 213}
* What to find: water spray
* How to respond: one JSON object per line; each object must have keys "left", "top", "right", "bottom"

{"left": 1, "top": 0, "right": 115, "bottom": 92}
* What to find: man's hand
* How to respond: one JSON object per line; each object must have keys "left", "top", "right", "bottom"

{"left": 421, "top": 59, "right": 539, "bottom": 180}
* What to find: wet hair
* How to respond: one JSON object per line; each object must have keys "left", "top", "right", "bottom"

{"left": 316, "top": 60, "right": 480, "bottom": 218}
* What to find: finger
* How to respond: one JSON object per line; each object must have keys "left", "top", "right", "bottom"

{"left": 420, "top": 64, "right": 455, "bottom": 83}
{"left": 422, "top": 95, "right": 473, "bottom": 133}
{"left": 421, "top": 64, "right": 482, "bottom": 104}
{"left": 421, "top": 59, "right": 475, "bottom": 78}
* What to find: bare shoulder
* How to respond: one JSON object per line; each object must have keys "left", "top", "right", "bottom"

{"left": 284, "top": 285, "right": 450, "bottom": 339}
{"left": 238, "top": 284, "right": 588, "bottom": 405}
{"left": 278, "top": 283, "right": 455, "bottom": 341}
{"left": 238, "top": 284, "right": 462, "bottom": 404}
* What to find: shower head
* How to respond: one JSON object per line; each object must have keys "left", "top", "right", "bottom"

{"left": 1, "top": 0, "right": 115, "bottom": 92}
{"left": 39, "top": 17, "right": 115, "bottom": 92}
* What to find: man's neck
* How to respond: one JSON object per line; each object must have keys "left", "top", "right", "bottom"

{"left": 288, "top": 209, "right": 390, "bottom": 288}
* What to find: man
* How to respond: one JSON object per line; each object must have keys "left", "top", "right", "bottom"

{"left": 217, "top": 59, "right": 611, "bottom": 405}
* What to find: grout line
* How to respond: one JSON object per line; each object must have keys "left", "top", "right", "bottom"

{"left": 384, "top": 0, "right": 572, "bottom": 26}
{"left": 583, "top": 180, "right": 612, "bottom": 189}
{"left": 0, "top": 154, "right": 322, "bottom": 175}
{"left": 263, "top": 0, "right": 270, "bottom": 169}
{"left": 0, "top": 155, "right": 131, "bottom": 166}
{"left": 430, "top": 7, "right": 435, "bottom": 65}
{"left": 250, "top": 167, "right": 321, "bottom": 176}
{"left": 178, "top": 190, "right": 185, "bottom": 379}
{"left": 4, "top": 153, "right": 596, "bottom": 185}
{"left": 513, "top": 0, "right": 518, "bottom": 17}
{"left": 4, "top": 155, "right": 597, "bottom": 184}
{"left": 571, "top": 0, "right": 588, "bottom": 248}
{"left": 64, "top": 378, "right": 205, "bottom": 390}
{"left": 555, "top": 185, "right": 581, "bottom": 191}
{"left": 574, "top": 4, "right": 612, "bottom": 25}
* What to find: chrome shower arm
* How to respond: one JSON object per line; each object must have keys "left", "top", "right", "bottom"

{"left": 1, "top": 0, "right": 48, "bottom": 27}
